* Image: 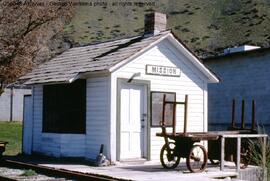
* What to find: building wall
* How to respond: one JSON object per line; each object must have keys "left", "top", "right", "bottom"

{"left": 111, "top": 39, "right": 208, "bottom": 161}
{"left": 30, "top": 77, "right": 110, "bottom": 158}
{"left": 205, "top": 51, "right": 270, "bottom": 133}
{"left": 0, "top": 88, "right": 31, "bottom": 121}
{"left": 85, "top": 77, "right": 110, "bottom": 160}
{"left": 32, "top": 82, "right": 86, "bottom": 157}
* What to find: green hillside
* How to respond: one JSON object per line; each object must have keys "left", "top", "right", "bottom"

{"left": 64, "top": 0, "right": 270, "bottom": 57}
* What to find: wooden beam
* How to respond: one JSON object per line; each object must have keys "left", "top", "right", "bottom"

{"left": 263, "top": 137, "right": 267, "bottom": 180}
{"left": 236, "top": 137, "right": 241, "bottom": 172}
{"left": 164, "top": 101, "right": 185, "bottom": 105}
{"left": 251, "top": 100, "right": 256, "bottom": 130}
{"left": 220, "top": 137, "right": 225, "bottom": 171}
{"left": 172, "top": 102, "right": 176, "bottom": 136}
{"left": 161, "top": 94, "right": 166, "bottom": 134}
{"left": 231, "top": 99, "right": 236, "bottom": 128}
{"left": 241, "top": 100, "right": 245, "bottom": 129}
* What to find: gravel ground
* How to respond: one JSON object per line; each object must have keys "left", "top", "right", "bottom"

{"left": 0, "top": 166, "right": 72, "bottom": 181}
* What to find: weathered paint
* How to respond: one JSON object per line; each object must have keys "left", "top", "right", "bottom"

{"left": 31, "top": 85, "right": 86, "bottom": 157}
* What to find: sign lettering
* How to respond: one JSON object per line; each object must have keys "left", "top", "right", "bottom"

{"left": 146, "top": 65, "right": 180, "bottom": 77}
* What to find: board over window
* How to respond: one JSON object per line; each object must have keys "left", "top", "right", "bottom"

{"left": 150, "top": 91, "right": 176, "bottom": 127}
{"left": 43, "top": 79, "right": 86, "bottom": 134}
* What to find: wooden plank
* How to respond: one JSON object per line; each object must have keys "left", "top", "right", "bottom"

{"left": 236, "top": 137, "right": 241, "bottom": 172}
{"left": 164, "top": 101, "right": 185, "bottom": 105}
{"left": 251, "top": 100, "right": 256, "bottom": 130}
{"left": 241, "top": 100, "right": 245, "bottom": 129}
{"left": 172, "top": 102, "right": 176, "bottom": 136}
{"left": 162, "top": 94, "right": 166, "bottom": 127}
{"left": 222, "top": 134, "right": 268, "bottom": 138}
{"left": 231, "top": 99, "right": 235, "bottom": 127}
{"left": 263, "top": 137, "right": 267, "bottom": 180}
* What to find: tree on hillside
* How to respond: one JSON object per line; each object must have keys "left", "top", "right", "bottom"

{"left": 0, "top": 0, "right": 74, "bottom": 95}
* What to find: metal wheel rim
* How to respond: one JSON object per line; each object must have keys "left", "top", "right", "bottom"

{"left": 160, "top": 142, "right": 180, "bottom": 169}
{"left": 187, "top": 145, "right": 207, "bottom": 173}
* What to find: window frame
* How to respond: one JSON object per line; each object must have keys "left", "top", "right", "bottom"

{"left": 150, "top": 91, "right": 176, "bottom": 127}
{"left": 42, "top": 79, "right": 86, "bottom": 134}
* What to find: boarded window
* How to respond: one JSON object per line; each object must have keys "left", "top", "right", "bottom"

{"left": 151, "top": 92, "right": 176, "bottom": 127}
{"left": 43, "top": 79, "right": 86, "bottom": 134}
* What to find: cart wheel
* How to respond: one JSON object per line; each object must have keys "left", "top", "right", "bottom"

{"left": 160, "top": 142, "right": 180, "bottom": 169}
{"left": 186, "top": 144, "right": 208, "bottom": 173}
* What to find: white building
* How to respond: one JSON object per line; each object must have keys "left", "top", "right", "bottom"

{"left": 0, "top": 86, "right": 31, "bottom": 121}
{"left": 21, "top": 12, "right": 218, "bottom": 162}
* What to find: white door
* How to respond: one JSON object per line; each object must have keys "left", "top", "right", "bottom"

{"left": 120, "top": 83, "right": 146, "bottom": 159}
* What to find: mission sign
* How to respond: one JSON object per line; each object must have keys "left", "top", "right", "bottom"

{"left": 146, "top": 65, "right": 181, "bottom": 77}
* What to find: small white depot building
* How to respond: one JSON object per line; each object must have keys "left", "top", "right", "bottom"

{"left": 21, "top": 12, "right": 218, "bottom": 162}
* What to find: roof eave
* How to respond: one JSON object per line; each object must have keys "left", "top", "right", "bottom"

{"left": 23, "top": 69, "right": 110, "bottom": 85}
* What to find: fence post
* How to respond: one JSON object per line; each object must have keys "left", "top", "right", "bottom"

{"left": 263, "top": 136, "right": 267, "bottom": 181}
{"left": 237, "top": 137, "right": 241, "bottom": 173}
{"left": 220, "top": 136, "right": 225, "bottom": 171}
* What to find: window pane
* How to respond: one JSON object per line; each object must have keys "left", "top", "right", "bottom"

{"left": 43, "top": 79, "right": 86, "bottom": 133}
{"left": 151, "top": 92, "right": 176, "bottom": 127}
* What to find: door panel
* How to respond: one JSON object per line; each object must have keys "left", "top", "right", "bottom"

{"left": 120, "top": 83, "right": 145, "bottom": 159}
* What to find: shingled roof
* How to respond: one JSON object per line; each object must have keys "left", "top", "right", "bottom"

{"left": 21, "top": 31, "right": 170, "bottom": 85}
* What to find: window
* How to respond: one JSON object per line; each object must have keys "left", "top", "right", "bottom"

{"left": 150, "top": 91, "right": 176, "bottom": 127}
{"left": 43, "top": 79, "right": 86, "bottom": 133}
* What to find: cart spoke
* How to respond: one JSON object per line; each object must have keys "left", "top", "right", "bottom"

{"left": 187, "top": 145, "right": 207, "bottom": 173}
{"left": 160, "top": 142, "right": 180, "bottom": 169}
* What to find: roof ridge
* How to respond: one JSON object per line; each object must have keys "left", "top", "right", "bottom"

{"left": 71, "top": 35, "right": 142, "bottom": 50}
{"left": 93, "top": 36, "right": 144, "bottom": 60}
{"left": 70, "top": 30, "right": 172, "bottom": 50}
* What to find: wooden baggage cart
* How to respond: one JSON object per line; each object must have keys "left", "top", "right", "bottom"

{"left": 157, "top": 96, "right": 265, "bottom": 172}
{"left": 156, "top": 94, "right": 219, "bottom": 173}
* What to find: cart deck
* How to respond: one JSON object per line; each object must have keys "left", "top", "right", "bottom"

{"left": 156, "top": 132, "right": 220, "bottom": 141}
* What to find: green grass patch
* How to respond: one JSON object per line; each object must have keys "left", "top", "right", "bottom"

{"left": 20, "top": 169, "right": 37, "bottom": 177}
{"left": 0, "top": 121, "right": 22, "bottom": 155}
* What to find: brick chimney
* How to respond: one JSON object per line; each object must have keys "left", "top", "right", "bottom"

{"left": 144, "top": 12, "right": 167, "bottom": 36}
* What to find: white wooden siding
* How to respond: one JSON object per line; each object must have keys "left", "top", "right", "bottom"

{"left": 111, "top": 39, "right": 207, "bottom": 161}
{"left": 31, "top": 85, "right": 86, "bottom": 157}
{"left": 85, "top": 77, "right": 110, "bottom": 160}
